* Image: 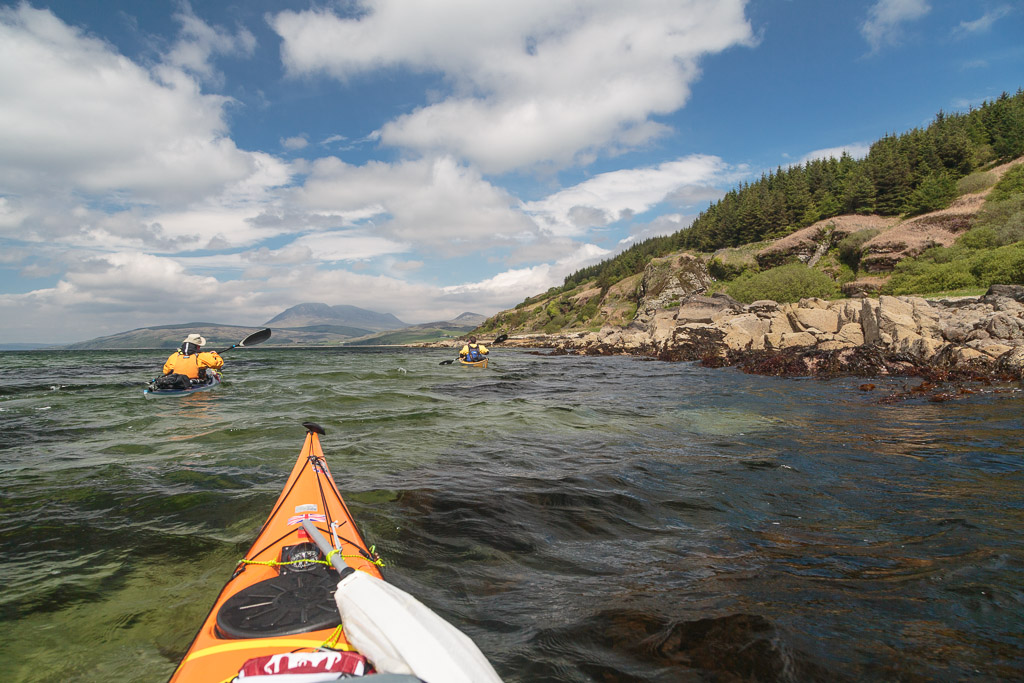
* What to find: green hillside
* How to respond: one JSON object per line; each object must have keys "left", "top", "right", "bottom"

{"left": 477, "top": 89, "right": 1024, "bottom": 337}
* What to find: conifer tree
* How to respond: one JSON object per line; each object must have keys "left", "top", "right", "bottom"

{"left": 841, "top": 164, "right": 876, "bottom": 215}
{"left": 868, "top": 135, "right": 912, "bottom": 215}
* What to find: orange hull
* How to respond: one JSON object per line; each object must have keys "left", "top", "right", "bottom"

{"left": 458, "top": 358, "right": 488, "bottom": 368}
{"left": 169, "top": 424, "right": 383, "bottom": 682}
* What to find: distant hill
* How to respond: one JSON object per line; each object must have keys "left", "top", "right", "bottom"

{"left": 343, "top": 312, "right": 486, "bottom": 346}
{"left": 447, "top": 312, "right": 487, "bottom": 326}
{"left": 62, "top": 323, "right": 270, "bottom": 350}
{"left": 266, "top": 303, "right": 407, "bottom": 331}
{"left": 59, "top": 311, "right": 488, "bottom": 349}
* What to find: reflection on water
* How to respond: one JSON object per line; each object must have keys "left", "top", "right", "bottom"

{"left": 0, "top": 348, "right": 1022, "bottom": 681}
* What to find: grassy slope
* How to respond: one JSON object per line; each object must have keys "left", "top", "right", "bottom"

{"left": 476, "top": 159, "right": 1024, "bottom": 336}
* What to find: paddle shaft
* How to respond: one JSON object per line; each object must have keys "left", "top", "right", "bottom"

{"left": 301, "top": 519, "right": 354, "bottom": 578}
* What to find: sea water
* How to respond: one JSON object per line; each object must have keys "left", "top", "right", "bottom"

{"left": 0, "top": 347, "right": 1022, "bottom": 681}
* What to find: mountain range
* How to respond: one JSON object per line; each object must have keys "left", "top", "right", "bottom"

{"left": 266, "top": 303, "right": 408, "bottom": 331}
{"left": 53, "top": 304, "right": 486, "bottom": 350}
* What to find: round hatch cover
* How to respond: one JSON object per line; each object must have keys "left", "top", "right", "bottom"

{"left": 216, "top": 569, "right": 340, "bottom": 639}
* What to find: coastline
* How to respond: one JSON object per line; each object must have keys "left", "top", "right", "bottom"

{"left": 425, "top": 285, "right": 1024, "bottom": 391}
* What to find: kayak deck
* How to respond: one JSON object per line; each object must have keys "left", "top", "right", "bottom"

{"left": 169, "top": 423, "right": 383, "bottom": 682}
{"left": 144, "top": 371, "right": 221, "bottom": 399}
{"left": 459, "top": 358, "right": 488, "bottom": 368}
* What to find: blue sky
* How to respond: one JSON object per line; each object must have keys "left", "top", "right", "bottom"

{"left": 0, "top": 0, "right": 1021, "bottom": 343}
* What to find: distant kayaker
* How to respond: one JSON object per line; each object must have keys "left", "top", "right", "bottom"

{"left": 163, "top": 334, "right": 224, "bottom": 379}
{"left": 459, "top": 336, "right": 489, "bottom": 362}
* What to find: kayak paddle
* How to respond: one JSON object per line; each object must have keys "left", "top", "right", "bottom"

{"left": 217, "top": 328, "right": 272, "bottom": 354}
{"left": 300, "top": 520, "right": 502, "bottom": 682}
{"left": 439, "top": 333, "right": 508, "bottom": 365}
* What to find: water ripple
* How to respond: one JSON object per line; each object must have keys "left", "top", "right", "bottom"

{"left": 0, "top": 348, "right": 1022, "bottom": 681}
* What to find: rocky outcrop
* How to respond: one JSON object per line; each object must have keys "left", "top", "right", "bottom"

{"left": 756, "top": 215, "right": 898, "bottom": 269}
{"left": 523, "top": 285, "right": 1024, "bottom": 381}
{"left": 859, "top": 194, "right": 986, "bottom": 272}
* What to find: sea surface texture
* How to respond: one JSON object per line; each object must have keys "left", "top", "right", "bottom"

{"left": 1, "top": 347, "right": 1022, "bottom": 682}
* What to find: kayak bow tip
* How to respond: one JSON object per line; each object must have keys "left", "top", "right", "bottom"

{"left": 302, "top": 421, "right": 326, "bottom": 435}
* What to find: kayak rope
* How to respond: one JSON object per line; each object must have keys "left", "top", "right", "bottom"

{"left": 322, "top": 624, "right": 344, "bottom": 649}
{"left": 236, "top": 546, "right": 385, "bottom": 571}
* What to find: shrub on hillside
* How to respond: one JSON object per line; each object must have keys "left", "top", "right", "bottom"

{"left": 957, "top": 227, "right": 1000, "bottom": 250}
{"left": 706, "top": 257, "right": 754, "bottom": 281}
{"left": 882, "top": 260, "right": 977, "bottom": 295}
{"left": 956, "top": 171, "right": 997, "bottom": 195}
{"left": 837, "top": 229, "right": 880, "bottom": 272}
{"left": 724, "top": 264, "right": 840, "bottom": 304}
{"left": 543, "top": 314, "right": 567, "bottom": 333}
{"left": 883, "top": 243, "right": 1024, "bottom": 294}
{"left": 577, "top": 298, "right": 601, "bottom": 322}
{"left": 989, "top": 164, "right": 1024, "bottom": 203}
{"left": 969, "top": 243, "right": 1024, "bottom": 284}
{"left": 971, "top": 195, "right": 1024, "bottom": 246}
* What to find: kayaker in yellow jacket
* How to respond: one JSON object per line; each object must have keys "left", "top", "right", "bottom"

{"left": 459, "top": 337, "right": 488, "bottom": 362}
{"left": 163, "top": 334, "right": 224, "bottom": 379}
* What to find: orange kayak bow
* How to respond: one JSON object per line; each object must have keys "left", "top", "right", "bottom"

{"left": 169, "top": 422, "right": 383, "bottom": 682}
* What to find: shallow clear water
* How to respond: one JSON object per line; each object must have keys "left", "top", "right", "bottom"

{"left": 0, "top": 348, "right": 1022, "bottom": 681}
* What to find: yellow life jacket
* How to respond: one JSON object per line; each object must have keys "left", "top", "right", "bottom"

{"left": 163, "top": 350, "right": 223, "bottom": 379}
{"left": 165, "top": 351, "right": 201, "bottom": 379}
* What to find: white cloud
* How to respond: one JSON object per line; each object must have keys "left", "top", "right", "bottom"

{"left": 270, "top": 0, "right": 755, "bottom": 172}
{"left": 523, "top": 155, "right": 741, "bottom": 237}
{"left": 321, "top": 134, "right": 347, "bottom": 145}
{"left": 0, "top": 251, "right": 227, "bottom": 341}
{"left": 281, "top": 135, "right": 309, "bottom": 150}
{"left": 244, "top": 265, "right": 516, "bottom": 325}
{"left": 160, "top": 2, "right": 256, "bottom": 87}
{"left": 295, "top": 156, "right": 540, "bottom": 253}
{"left": 291, "top": 230, "right": 410, "bottom": 262}
{"left": 861, "top": 0, "right": 931, "bottom": 53}
{"left": 442, "top": 243, "right": 611, "bottom": 303}
{"left": 953, "top": 6, "right": 1014, "bottom": 38}
{"left": 798, "top": 144, "right": 871, "bottom": 165}
{"left": 0, "top": 3, "right": 759, "bottom": 344}
{"left": 0, "top": 250, "right": 480, "bottom": 341}
{"left": 620, "top": 213, "right": 697, "bottom": 246}
{"left": 0, "top": 5, "right": 269, "bottom": 210}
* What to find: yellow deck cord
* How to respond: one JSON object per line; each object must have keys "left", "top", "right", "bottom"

{"left": 237, "top": 546, "right": 385, "bottom": 571}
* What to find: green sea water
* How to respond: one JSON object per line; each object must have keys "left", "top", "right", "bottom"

{"left": 1, "top": 347, "right": 1022, "bottom": 681}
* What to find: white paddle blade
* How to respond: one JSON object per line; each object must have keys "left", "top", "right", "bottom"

{"left": 335, "top": 570, "right": 502, "bottom": 683}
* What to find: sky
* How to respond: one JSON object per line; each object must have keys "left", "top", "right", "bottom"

{"left": 0, "top": 1, "right": 1022, "bottom": 344}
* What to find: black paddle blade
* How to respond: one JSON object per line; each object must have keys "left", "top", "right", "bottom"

{"left": 439, "top": 359, "right": 455, "bottom": 365}
{"left": 239, "top": 328, "right": 272, "bottom": 348}
{"left": 491, "top": 333, "right": 509, "bottom": 344}
{"left": 217, "top": 328, "right": 272, "bottom": 353}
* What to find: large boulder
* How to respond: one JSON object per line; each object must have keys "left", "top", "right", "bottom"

{"left": 676, "top": 293, "right": 742, "bottom": 324}
{"left": 983, "top": 284, "right": 1024, "bottom": 304}
{"left": 996, "top": 345, "right": 1024, "bottom": 378}
{"left": 721, "top": 314, "right": 771, "bottom": 351}
{"left": 791, "top": 307, "right": 840, "bottom": 334}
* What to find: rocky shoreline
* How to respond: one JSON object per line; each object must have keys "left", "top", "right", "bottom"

{"left": 474, "top": 285, "right": 1024, "bottom": 388}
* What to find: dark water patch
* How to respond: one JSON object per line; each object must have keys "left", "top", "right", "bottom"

{"left": 159, "top": 468, "right": 256, "bottom": 490}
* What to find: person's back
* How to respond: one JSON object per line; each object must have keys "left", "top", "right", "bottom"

{"left": 163, "top": 334, "right": 224, "bottom": 379}
{"left": 459, "top": 337, "right": 488, "bottom": 362}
